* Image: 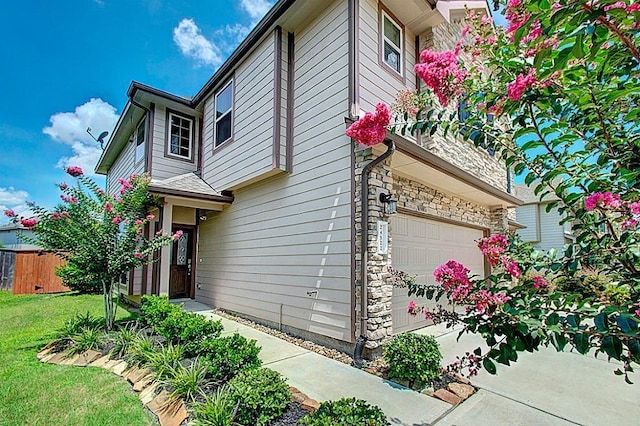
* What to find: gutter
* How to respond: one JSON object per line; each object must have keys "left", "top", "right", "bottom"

{"left": 353, "top": 140, "right": 395, "bottom": 368}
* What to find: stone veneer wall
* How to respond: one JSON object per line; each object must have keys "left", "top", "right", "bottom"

{"left": 416, "top": 20, "right": 509, "bottom": 192}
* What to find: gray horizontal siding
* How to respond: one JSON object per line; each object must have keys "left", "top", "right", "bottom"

{"left": 151, "top": 104, "right": 198, "bottom": 180}
{"left": 107, "top": 130, "right": 144, "bottom": 195}
{"left": 203, "top": 34, "right": 276, "bottom": 190}
{"left": 196, "top": 0, "right": 352, "bottom": 343}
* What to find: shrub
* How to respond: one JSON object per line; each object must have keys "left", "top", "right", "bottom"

{"left": 69, "top": 327, "right": 106, "bottom": 355}
{"left": 227, "top": 368, "right": 290, "bottom": 426}
{"left": 109, "top": 323, "right": 139, "bottom": 359}
{"left": 55, "top": 262, "right": 102, "bottom": 294}
{"left": 59, "top": 311, "right": 103, "bottom": 338}
{"left": 192, "top": 385, "right": 237, "bottom": 426}
{"left": 161, "top": 358, "right": 210, "bottom": 402}
{"left": 301, "top": 398, "right": 389, "bottom": 426}
{"left": 140, "top": 295, "right": 179, "bottom": 327}
{"left": 147, "top": 343, "right": 184, "bottom": 379}
{"left": 200, "top": 333, "right": 262, "bottom": 383}
{"left": 140, "top": 295, "right": 223, "bottom": 356}
{"left": 383, "top": 333, "right": 442, "bottom": 390}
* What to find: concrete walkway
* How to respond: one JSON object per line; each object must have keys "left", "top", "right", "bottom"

{"left": 182, "top": 300, "right": 640, "bottom": 425}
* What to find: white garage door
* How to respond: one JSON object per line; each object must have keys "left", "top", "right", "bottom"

{"left": 391, "top": 214, "right": 486, "bottom": 334}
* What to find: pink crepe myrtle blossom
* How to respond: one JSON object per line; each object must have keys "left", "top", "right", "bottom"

{"left": 58, "top": 183, "right": 68, "bottom": 190}
{"left": 51, "top": 212, "right": 61, "bottom": 220}
{"left": 111, "top": 214, "right": 122, "bottom": 224}
{"left": 345, "top": 103, "right": 391, "bottom": 146}
{"left": 414, "top": 49, "right": 467, "bottom": 106}
{"left": 621, "top": 218, "right": 639, "bottom": 230}
{"left": 469, "top": 290, "right": 510, "bottom": 315}
{"left": 146, "top": 214, "right": 155, "bottom": 221}
{"left": 628, "top": 201, "right": 640, "bottom": 215}
{"left": 507, "top": 70, "right": 537, "bottom": 101}
{"left": 434, "top": 260, "right": 474, "bottom": 302}
{"left": 155, "top": 230, "right": 163, "bottom": 236}
{"left": 502, "top": 257, "right": 522, "bottom": 279}
{"left": 4, "top": 209, "right": 16, "bottom": 218}
{"left": 61, "top": 211, "right": 70, "bottom": 218}
{"left": 408, "top": 301, "right": 418, "bottom": 317}
{"left": 65, "top": 166, "right": 83, "bottom": 177}
{"left": 584, "top": 192, "right": 622, "bottom": 210}
{"left": 137, "top": 228, "right": 143, "bottom": 234}
{"left": 532, "top": 276, "right": 548, "bottom": 290}
{"left": 635, "top": 305, "right": 640, "bottom": 317}
{"left": 478, "top": 234, "right": 509, "bottom": 267}
{"left": 461, "top": 24, "right": 471, "bottom": 37}
{"left": 20, "top": 218, "right": 37, "bottom": 229}
{"left": 173, "top": 230, "right": 184, "bottom": 241}
{"left": 604, "top": 1, "right": 626, "bottom": 10}
{"left": 627, "top": 3, "right": 640, "bottom": 12}
{"left": 104, "top": 202, "right": 113, "bottom": 213}
{"left": 134, "top": 253, "right": 142, "bottom": 259}
{"left": 135, "top": 219, "right": 143, "bottom": 226}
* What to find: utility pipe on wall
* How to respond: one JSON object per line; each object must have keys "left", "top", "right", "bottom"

{"left": 353, "top": 140, "right": 395, "bottom": 368}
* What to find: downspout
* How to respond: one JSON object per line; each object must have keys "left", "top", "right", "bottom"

{"left": 353, "top": 139, "right": 395, "bottom": 367}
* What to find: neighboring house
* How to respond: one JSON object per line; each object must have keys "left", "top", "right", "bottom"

{"left": 96, "top": 0, "right": 521, "bottom": 356}
{"left": 515, "top": 184, "right": 574, "bottom": 253}
{"left": 0, "top": 223, "right": 38, "bottom": 250}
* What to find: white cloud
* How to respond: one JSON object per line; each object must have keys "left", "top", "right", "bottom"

{"left": 43, "top": 98, "right": 119, "bottom": 176}
{"left": 173, "top": 1, "right": 275, "bottom": 68}
{"left": 240, "top": 0, "right": 274, "bottom": 22}
{"left": 173, "top": 18, "right": 223, "bottom": 67}
{"left": 0, "top": 187, "right": 31, "bottom": 223}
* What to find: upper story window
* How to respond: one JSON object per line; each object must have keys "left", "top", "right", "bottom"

{"left": 167, "top": 112, "right": 193, "bottom": 160}
{"left": 381, "top": 11, "right": 403, "bottom": 76}
{"left": 134, "top": 118, "right": 146, "bottom": 164}
{"left": 214, "top": 80, "right": 233, "bottom": 148}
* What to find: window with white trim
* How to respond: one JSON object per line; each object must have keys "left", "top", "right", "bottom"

{"left": 134, "top": 118, "right": 146, "bottom": 163}
{"left": 168, "top": 113, "right": 193, "bottom": 160}
{"left": 382, "top": 12, "right": 403, "bottom": 75}
{"left": 214, "top": 81, "right": 233, "bottom": 148}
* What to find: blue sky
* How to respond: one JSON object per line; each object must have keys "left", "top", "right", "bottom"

{"left": 0, "top": 0, "right": 275, "bottom": 222}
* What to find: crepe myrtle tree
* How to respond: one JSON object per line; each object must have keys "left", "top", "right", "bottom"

{"left": 347, "top": 0, "right": 640, "bottom": 381}
{"left": 4, "top": 168, "right": 177, "bottom": 330}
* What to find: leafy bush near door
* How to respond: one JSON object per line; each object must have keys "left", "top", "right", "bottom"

{"left": 199, "top": 333, "right": 262, "bottom": 382}
{"left": 226, "top": 368, "right": 291, "bottom": 426}
{"left": 383, "top": 333, "right": 442, "bottom": 390}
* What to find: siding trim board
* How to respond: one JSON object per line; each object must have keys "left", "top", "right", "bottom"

{"left": 273, "top": 26, "right": 283, "bottom": 169}
{"left": 348, "top": 0, "right": 359, "bottom": 343}
{"left": 378, "top": 2, "right": 407, "bottom": 85}
{"left": 164, "top": 108, "right": 196, "bottom": 163}
{"left": 286, "top": 31, "right": 295, "bottom": 174}
{"left": 147, "top": 103, "right": 155, "bottom": 173}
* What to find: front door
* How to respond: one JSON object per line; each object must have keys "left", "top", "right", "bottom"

{"left": 169, "top": 226, "right": 194, "bottom": 299}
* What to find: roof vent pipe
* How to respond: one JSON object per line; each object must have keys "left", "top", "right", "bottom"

{"left": 353, "top": 139, "right": 395, "bottom": 368}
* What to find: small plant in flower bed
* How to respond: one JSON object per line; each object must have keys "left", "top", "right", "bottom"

{"left": 147, "top": 342, "right": 185, "bottom": 379}
{"left": 300, "top": 397, "right": 389, "bottom": 426}
{"left": 68, "top": 327, "right": 106, "bottom": 355}
{"left": 226, "top": 368, "right": 291, "bottom": 426}
{"left": 59, "top": 311, "right": 103, "bottom": 338}
{"left": 140, "top": 295, "right": 223, "bottom": 356}
{"left": 127, "top": 334, "right": 158, "bottom": 367}
{"left": 199, "top": 333, "right": 262, "bottom": 382}
{"left": 109, "top": 323, "right": 140, "bottom": 358}
{"left": 192, "top": 384, "right": 237, "bottom": 426}
{"left": 161, "top": 358, "right": 211, "bottom": 402}
{"left": 383, "top": 333, "right": 442, "bottom": 390}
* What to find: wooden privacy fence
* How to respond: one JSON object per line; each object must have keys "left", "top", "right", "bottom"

{"left": 0, "top": 249, "right": 69, "bottom": 294}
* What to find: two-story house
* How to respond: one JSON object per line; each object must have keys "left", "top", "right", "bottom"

{"left": 96, "top": 0, "right": 521, "bottom": 358}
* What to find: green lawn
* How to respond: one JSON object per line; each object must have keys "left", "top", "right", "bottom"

{"left": 0, "top": 291, "right": 156, "bottom": 426}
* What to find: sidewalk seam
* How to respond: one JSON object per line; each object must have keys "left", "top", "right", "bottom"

{"left": 262, "top": 351, "right": 312, "bottom": 366}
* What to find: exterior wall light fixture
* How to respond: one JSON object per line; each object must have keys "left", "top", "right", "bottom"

{"left": 379, "top": 193, "right": 398, "bottom": 215}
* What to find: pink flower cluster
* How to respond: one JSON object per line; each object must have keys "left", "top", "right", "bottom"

{"left": 502, "top": 257, "right": 522, "bottom": 279}
{"left": 104, "top": 202, "right": 114, "bottom": 213}
{"left": 604, "top": 1, "right": 626, "bottom": 11}
{"left": 4, "top": 209, "right": 16, "bottom": 218}
{"left": 627, "top": 3, "right": 640, "bottom": 12}
{"left": 532, "top": 276, "right": 548, "bottom": 291}
{"left": 507, "top": 70, "right": 537, "bottom": 101}
{"left": 65, "top": 166, "right": 83, "bottom": 177}
{"left": 434, "top": 260, "right": 473, "bottom": 302}
{"left": 345, "top": 103, "right": 391, "bottom": 146}
{"left": 635, "top": 304, "right": 640, "bottom": 317}
{"left": 117, "top": 177, "right": 134, "bottom": 195}
{"left": 414, "top": 49, "right": 467, "bottom": 106}
{"left": 478, "top": 234, "right": 508, "bottom": 266}
{"left": 505, "top": 0, "right": 530, "bottom": 40}
{"left": 60, "top": 195, "right": 78, "bottom": 205}
{"left": 584, "top": 192, "right": 622, "bottom": 210}
{"left": 407, "top": 300, "right": 421, "bottom": 317}
{"left": 469, "top": 290, "right": 510, "bottom": 315}
{"left": 20, "top": 218, "right": 37, "bottom": 229}
{"left": 173, "top": 230, "right": 184, "bottom": 241}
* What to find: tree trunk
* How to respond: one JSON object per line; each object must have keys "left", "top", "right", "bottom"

{"left": 103, "top": 278, "right": 115, "bottom": 330}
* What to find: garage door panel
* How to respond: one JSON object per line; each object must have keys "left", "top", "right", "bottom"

{"left": 391, "top": 214, "right": 485, "bottom": 334}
